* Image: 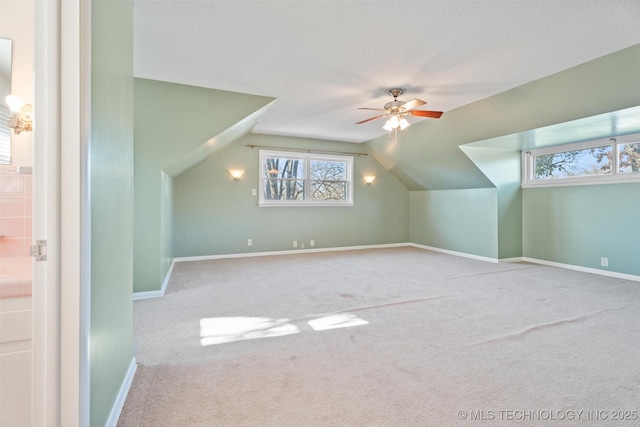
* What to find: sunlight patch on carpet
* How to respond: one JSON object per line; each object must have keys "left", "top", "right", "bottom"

{"left": 307, "top": 313, "right": 369, "bottom": 331}
{"left": 200, "top": 317, "right": 300, "bottom": 346}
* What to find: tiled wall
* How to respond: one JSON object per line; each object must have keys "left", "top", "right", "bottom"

{"left": 0, "top": 166, "right": 32, "bottom": 298}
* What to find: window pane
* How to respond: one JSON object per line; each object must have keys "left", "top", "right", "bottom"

{"left": 534, "top": 145, "right": 612, "bottom": 179}
{"left": 263, "top": 179, "right": 304, "bottom": 200}
{"left": 310, "top": 160, "right": 347, "bottom": 180}
{"left": 263, "top": 158, "right": 304, "bottom": 179}
{"left": 310, "top": 181, "right": 346, "bottom": 201}
{"left": 618, "top": 142, "right": 640, "bottom": 173}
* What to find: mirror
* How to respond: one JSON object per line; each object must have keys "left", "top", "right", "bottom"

{"left": 0, "top": 38, "right": 12, "bottom": 164}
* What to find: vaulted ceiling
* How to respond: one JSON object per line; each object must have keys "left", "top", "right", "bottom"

{"left": 134, "top": 1, "right": 640, "bottom": 144}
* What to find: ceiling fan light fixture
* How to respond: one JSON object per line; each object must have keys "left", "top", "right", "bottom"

{"left": 382, "top": 118, "right": 394, "bottom": 131}
{"left": 383, "top": 115, "right": 400, "bottom": 131}
{"left": 357, "top": 88, "right": 442, "bottom": 141}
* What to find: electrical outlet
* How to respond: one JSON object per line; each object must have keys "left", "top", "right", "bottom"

{"left": 310, "top": 240, "right": 315, "bottom": 247}
{"left": 248, "top": 239, "right": 252, "bottom": 247}
{"left": 601, "top": 257, "right": 608, "bottom": 267}
{"left": 293, "top": 241, "right": 298, "bottom": 248}
{"left": 301, "top": 243, "right": 305, "bottom": 248}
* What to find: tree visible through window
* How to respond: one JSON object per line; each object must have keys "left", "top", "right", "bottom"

{"left": 534, "top": 145, "right": 612, "bottom": 179}
{"left": 264, "top": 158, "right": 304, "bottom": 200}
{"left": 259, "top": 150, "right": 353, "bottom": 206}
{"left": 523, "top": 134, "right": 640, "bottom": 187}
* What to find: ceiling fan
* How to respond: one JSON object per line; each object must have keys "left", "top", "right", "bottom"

{"left": 356, "top": 88, "right": 443, "bottom": 132}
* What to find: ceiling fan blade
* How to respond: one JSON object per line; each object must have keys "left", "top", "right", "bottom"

{"left": 401, "top": 98, "right": 426, "bottom": 111}
{"left": 409, "top": 110, "right": 443, "bottom": 118}
{"left": 356, "top": 115, "right": 385, "bottom": 124}
{"left": 358, "top": 107, "right": 386, "bottom": 111}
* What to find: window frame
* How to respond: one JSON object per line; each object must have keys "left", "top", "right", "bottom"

{"left": 258, "top": 150, "right": 354, "bottom": 207}
{"left": 521, "top": 133, "right": 640, "bottom": 188}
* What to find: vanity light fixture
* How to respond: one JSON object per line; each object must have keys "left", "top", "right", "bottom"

{"left": 228, "top": 169, "right": 245, "bottom": 180}
{"left": 5, "top": 95, "right": 33, "bottom": 135}
{"left": 364, "top": 175, "right": 376, "bottom": 185}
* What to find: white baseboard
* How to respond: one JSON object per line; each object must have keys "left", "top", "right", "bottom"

{"left": 174, "top": 242, "right": 411, "bottom": 263}
{"left": 499, "top": 257, "right": 524, "bottom": 263}
{"left": 409, "top": 243, "right": 499, "bottom": 263}
{"left": 134, "top": 245, "right": 411, "bottom": 300}
{"left": 138, "top": 246, "right": 639, "bottom": 304}
{"left": 105, "top": 357, "right": 137, "bottom": 427}
{"left": 522, "top": 257, "right": 640, "bottom": 282}
{"left": 133, "top": 259, "right": 175, "bottom": 300}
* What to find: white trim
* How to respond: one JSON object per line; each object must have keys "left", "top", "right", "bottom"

{"left": 175, "top": 243, "right": 410, "bottom": 263}
{"left": 78, "top": 1, "right": 92, "bottom": 423}
{"left": 258, "top": 149, "right": 354, "bottom": 207}
{"left": 522, "top": 257, "right": 640, "bottom": 282}
{"left": 499, "top": 257, "right": 524, "bottom": 263}
{"left": 409, "top": 243, "right": 499, "bottom": 263}
{"left": 33, "top": 1, "right": 63, "bottom": 425}
{"left": 104, "top": 357, "right": 137, "bottom": 427}
{"left": 148, "top": 246, "right": 640, "bottom": 304}
{"left": 133, "top": 259, "right": 175, "bottom": 300}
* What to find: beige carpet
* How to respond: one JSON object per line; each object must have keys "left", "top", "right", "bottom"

{"left": 118, "top": 247, "right": 640, "bottom": 426}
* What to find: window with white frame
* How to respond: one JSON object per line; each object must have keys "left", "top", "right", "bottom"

{"left": 521, "top": 133, "right": 640, "bottom": 187}
{"left": 258, "top": 150, "right": 354, "bottom": 206}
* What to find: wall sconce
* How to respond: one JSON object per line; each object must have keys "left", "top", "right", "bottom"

{"left": 228, "top": 169, "right": 245, "bottom": 180}
{"left": 5, "top": 95, "right": 33, "bottom": 135}
{"left": 364, "top": 175, "right": 376, "bottom": 185}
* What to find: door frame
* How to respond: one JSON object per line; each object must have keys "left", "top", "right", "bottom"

{"left": 32, "top": 0, "right": 89, "bottom": 425}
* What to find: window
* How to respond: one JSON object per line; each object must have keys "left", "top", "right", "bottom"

{"left": 258, "top": 150, "right": 354, "bottom": 206}
{"left": 522, "top": 133, "right": 640, "bottom": 187}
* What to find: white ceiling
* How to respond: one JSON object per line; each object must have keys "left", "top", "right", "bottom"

{"left": 134, "top": 0, "right": 640, "bottom": 144}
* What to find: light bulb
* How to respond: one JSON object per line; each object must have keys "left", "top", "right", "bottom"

{"left": 5, "top": 95, "right": 25, "bottom": 113}
{"left": 383, "top": 115, "right": 400, "bottom": 131}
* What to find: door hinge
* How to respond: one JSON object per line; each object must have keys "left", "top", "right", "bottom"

{"left": 30, "top": 240, "right": 47, "bottom": 261}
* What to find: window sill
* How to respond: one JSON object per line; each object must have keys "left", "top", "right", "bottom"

{"left": 522, "top": 174, "right": 640, "bottom": 189}
{"left": 258, "top": 201, "right": 354, "bottom": 207}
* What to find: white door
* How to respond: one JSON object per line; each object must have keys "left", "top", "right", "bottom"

{"left": 32, "top": 0, "right": 87, "bottom": 426}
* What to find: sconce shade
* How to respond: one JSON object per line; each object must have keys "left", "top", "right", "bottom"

{"left": 5, "top": 95, "right": 33, "bottom": 135}
{"left": 5, "top": 95, "right": 25, "bottom": 112}
{"left": 364, "top": 175, "right": 376, "bottom": 184}
{"left": 228, "top": 169, "right": 245, "bottom": 180}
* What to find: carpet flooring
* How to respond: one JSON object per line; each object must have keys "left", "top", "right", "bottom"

{"left": 117, "top": 247, "right": 640, "bottom": 426}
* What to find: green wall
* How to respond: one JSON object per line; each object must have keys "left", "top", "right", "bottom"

{"left": 523, "top": 183, "right": 640, "bottom": 276}
{"left": 174, "top": 133, "right": 409, "bottom": 257}
{"left": 134, "top": 78, "right": 273, "bottom": 292}
{"left": 133, "top": 44, "right": 640, "bottom": 300}
{"left": 90, "top": 1, "right": 134, "bottom": 425}
{"left": 460, "top": 146, "right": 523, "bottom": 259}
{"left": 404, "top": 44, "right": 640, "bottom": 265}
{"left": 366, "top": 44, "right": 640, "bottom": 192}
{"left": 409, "top": 189, "right": 499, "bottom": 259}
{"left": 160, "top": 171, "right": 174, "bottom": 277}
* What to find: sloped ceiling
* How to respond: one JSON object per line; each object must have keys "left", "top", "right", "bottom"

{"left": 366, "top": 45, "right": 640, "bottom": 190}
{"left": 134, "top": 0, "right": 640, "bottom": 143}
{"left": 134, "top": 1, "right": 640, "bottom": 190}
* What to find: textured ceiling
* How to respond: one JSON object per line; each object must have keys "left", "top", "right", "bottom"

{"left": 134, "top": 0, "right": 640, "bottom": 144}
